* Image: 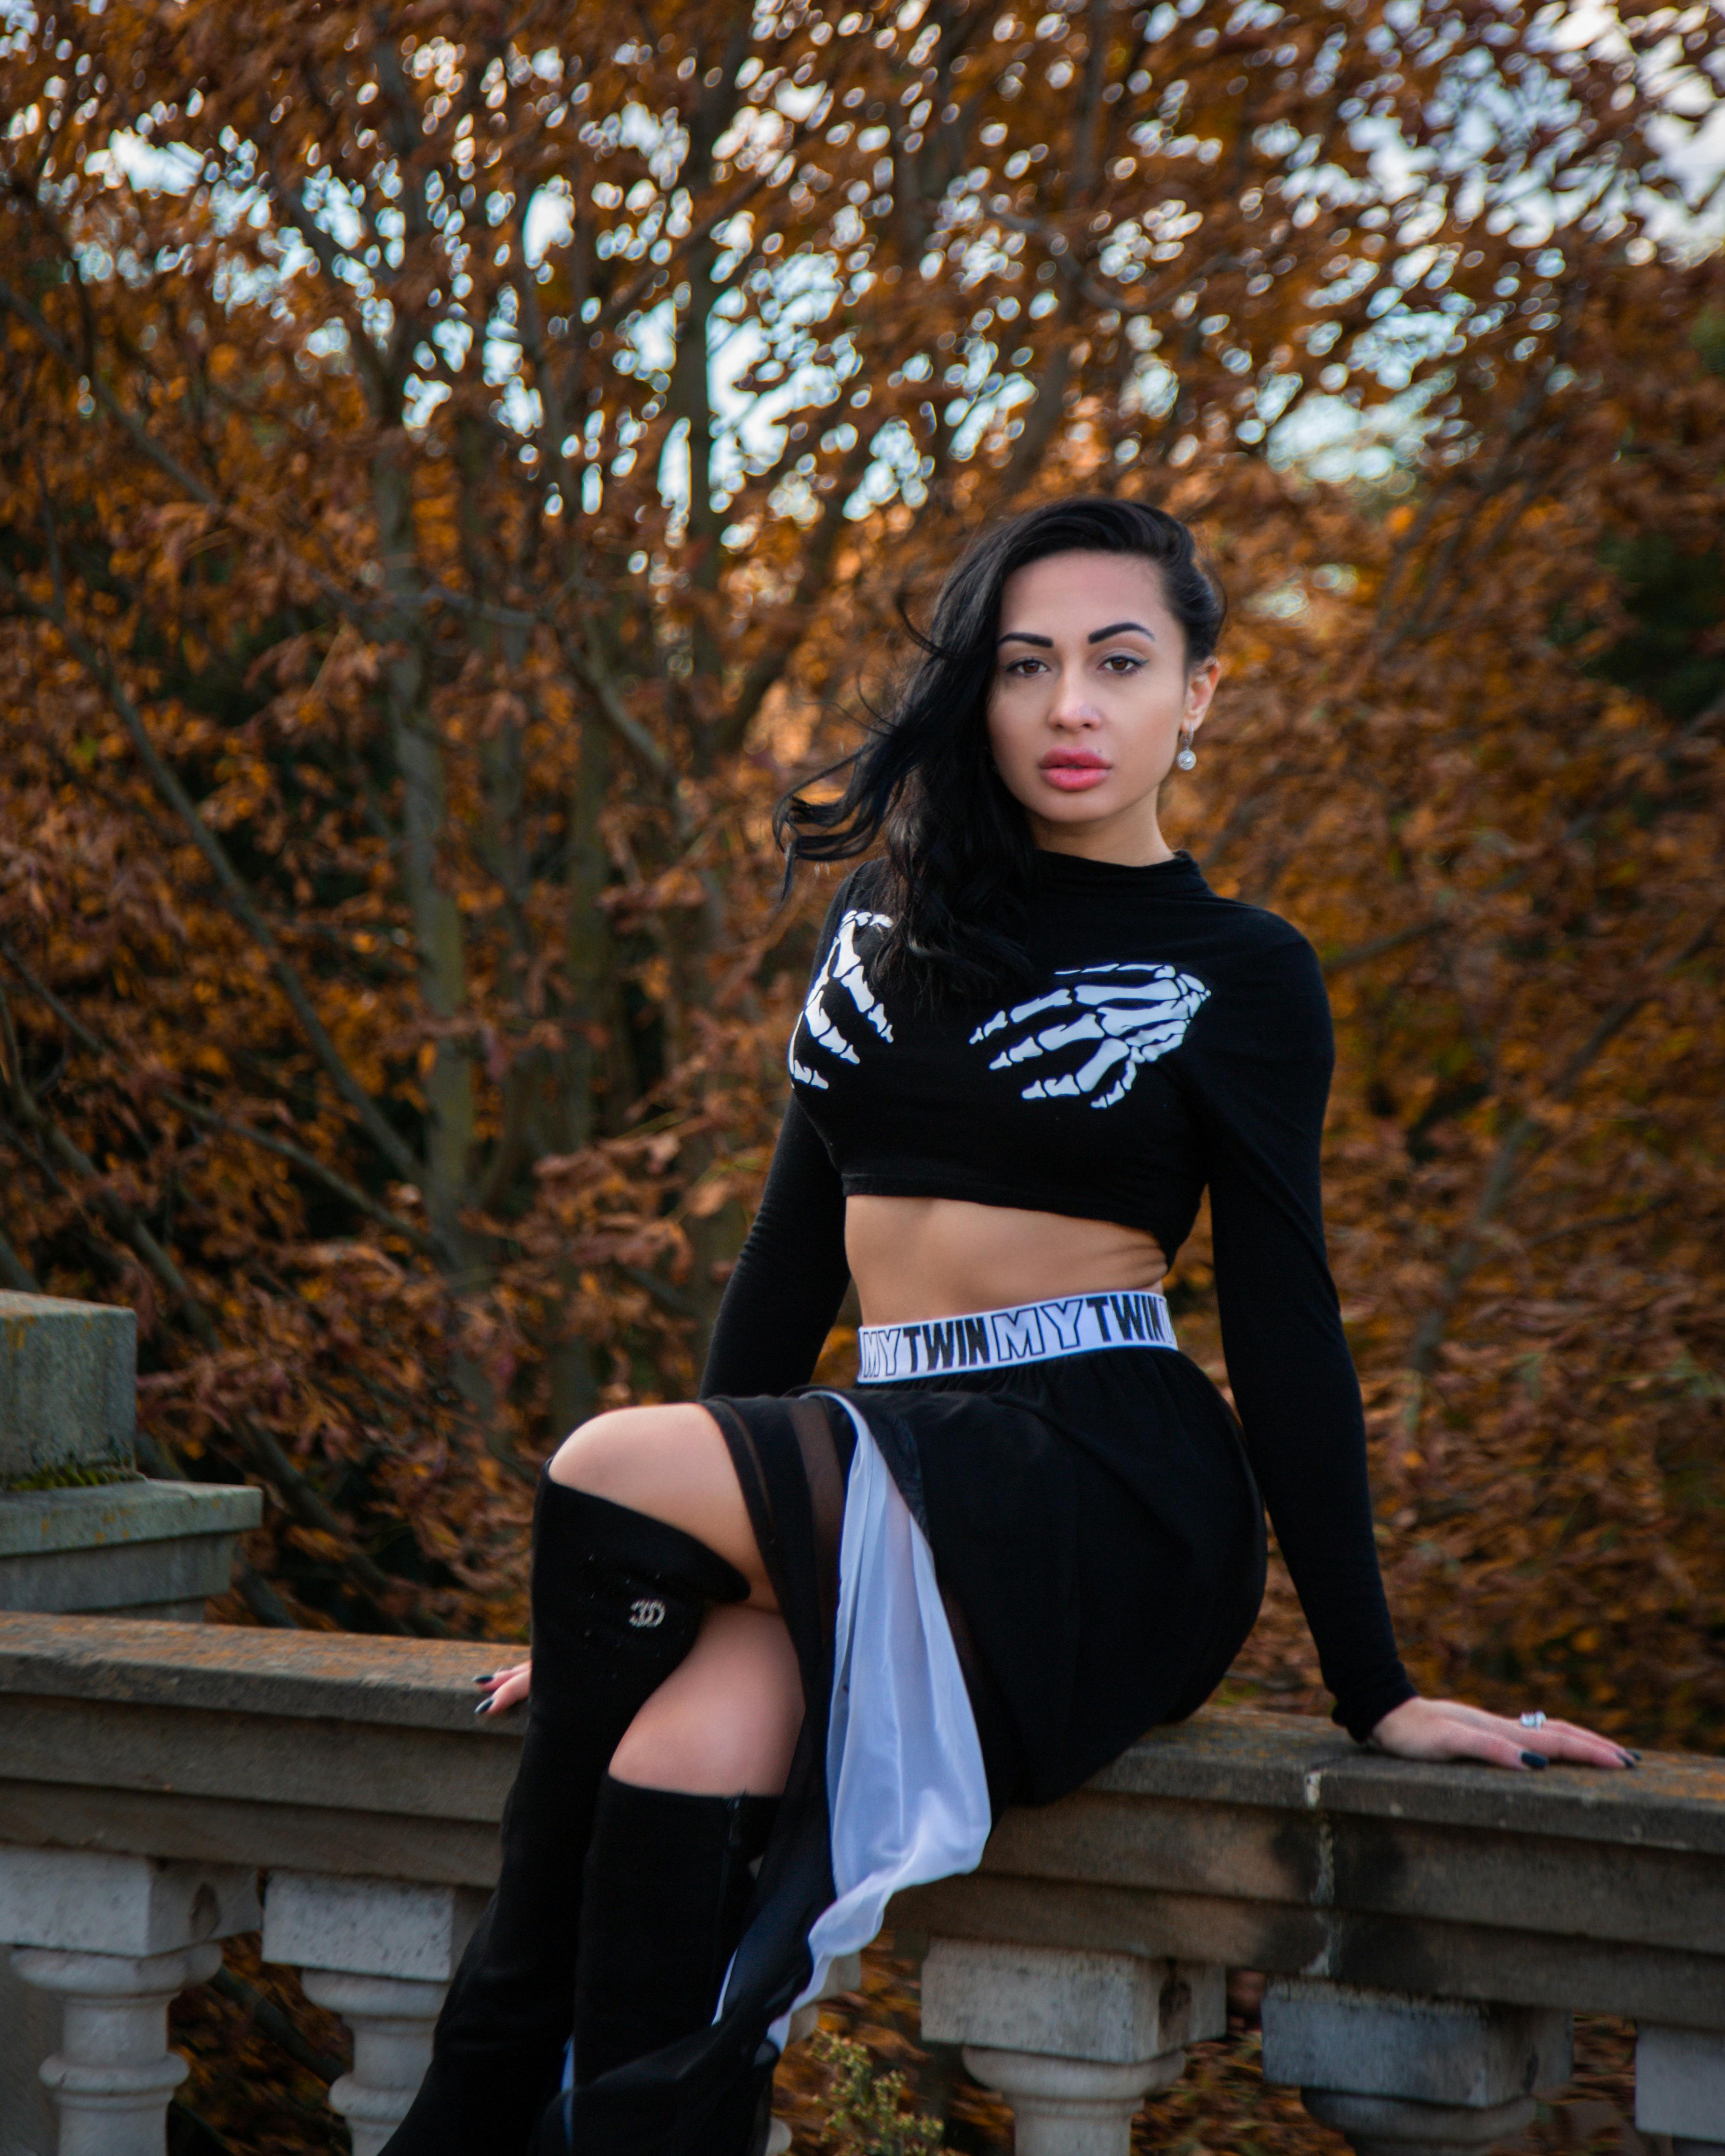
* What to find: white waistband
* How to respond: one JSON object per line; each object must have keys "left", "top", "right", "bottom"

{"left": 856, "top": 1290, "right": 1176, "bottom": 1384}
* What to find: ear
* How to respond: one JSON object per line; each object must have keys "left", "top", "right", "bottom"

{"left": 1184, "top": 655, "right": 1221, "bottom": 730}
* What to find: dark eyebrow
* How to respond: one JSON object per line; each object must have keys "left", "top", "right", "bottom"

{"left": 1087, "top": 620, "right": 1156, "bottom": 642}
{"left": 997, "top": 630, "right": 1053, "bottom": 648}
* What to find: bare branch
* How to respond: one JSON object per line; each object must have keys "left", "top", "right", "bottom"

{"left": 712, "top": 433, "right": 877, "bottom": 759}
{"left": 1524, "top": 1194, "right": 1676, "bottom": 1251}
{"left": 0, "top": 275, "right": 222, "bottom": 508}
{"left": 548, "top": 620, "right": 681, "bottom": 790}
{"left": 594, "top": 164, "right": 778, "bottom": 340}
{"left": 1070, "top": 0, "right": 1110, "bottom": 203}
{"left": 1321, "top": 918, "right": 1446, "bottom": 975}
{"left": 259, "top": 157, "right": 397, "bottom": 413}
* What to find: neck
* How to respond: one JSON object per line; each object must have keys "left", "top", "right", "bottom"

{"left": 1027, "top": 802, "right": 1174, "bottom": 869}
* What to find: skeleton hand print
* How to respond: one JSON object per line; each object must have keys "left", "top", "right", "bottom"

{"left": 971, "top": 962, "right": 1210, "bottom": 1108}
{"left": 789, "top": 909, "right": 894, "bottom": 1088}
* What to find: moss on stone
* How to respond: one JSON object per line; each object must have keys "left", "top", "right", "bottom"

{"left": 0, "top": 1459, "right": 144, "bottom": 1493}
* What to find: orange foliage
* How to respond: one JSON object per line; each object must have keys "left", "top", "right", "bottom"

{"left": 5, "top": 3, "right": 1723, "bottom": 2146}
{"left": 0, "top": 1, "right": 1720, "bottom": 1734}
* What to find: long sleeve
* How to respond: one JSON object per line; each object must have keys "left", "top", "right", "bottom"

{"left": 701, "top": 870, "right": 866, "bottom": 1397}
{"left": 699, "top": 1096, "right": 851, "bottom": 1398}
{"left": 1184, "top": 936, "right": 1415, "bottom": 1742}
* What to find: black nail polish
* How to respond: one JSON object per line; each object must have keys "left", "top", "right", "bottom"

{"left": 472, "top": 1672, "right": 496, "bottom": 1685}
{"left": 1521, "top": 1750, "right": 1549, "bottom": 1769}
{"left": 474, "top": 1698, "right": 492, "bottom": 1716}
{"left": 1619, "top": 1750, "right": 1641, "bottom": 1766}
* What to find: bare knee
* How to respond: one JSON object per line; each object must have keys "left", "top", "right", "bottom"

{"left": 548, "top": 1403, "right": 724, "bottom": 1520}
{"left": 610, "top": 1605, "right": 802, "bottom": 1797}
{"left": 548, "top": 1403, "right": 769, "bottom": 1605}
{"left": 550, "top": 1404, "right": 701, "bottom": 1500}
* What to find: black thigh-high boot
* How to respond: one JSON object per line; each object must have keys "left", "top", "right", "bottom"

{"left": 568, "top": 1775, "right": 780, "bottom": 2088}
{"left": 381, "top": 1474, "right": 748, "bottom": 2156}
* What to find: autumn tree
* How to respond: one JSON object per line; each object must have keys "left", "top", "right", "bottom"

{"left": 1, "top": 0, "right": 1720, "bottom": 1745}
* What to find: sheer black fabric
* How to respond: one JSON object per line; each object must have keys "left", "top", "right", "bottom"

{"left": 793, "top": 1345, "right": 1264, "bottom": 1804}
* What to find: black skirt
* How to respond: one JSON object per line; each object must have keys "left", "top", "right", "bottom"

{"left": 558, "top": 1341, "right": 1264, "bottom": 2153}
{"left": 837, "top": 1340, "right": 1268, "bottom": 1805}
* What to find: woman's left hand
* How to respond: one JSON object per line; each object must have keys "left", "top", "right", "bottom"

{"left": 472, "top": 1659, "right": 532, "bottom": 1716}
{"left": 1370, "top": 1695, "right": 1638, "bottom": 1771}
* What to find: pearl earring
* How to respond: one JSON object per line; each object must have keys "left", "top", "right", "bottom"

{"left": 1176, "top": 729, "right": 1198, "bottom": 771}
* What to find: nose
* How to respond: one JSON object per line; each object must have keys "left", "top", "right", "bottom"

{"left": 1050, "top": 674, "right": 1102, "bottom": 730}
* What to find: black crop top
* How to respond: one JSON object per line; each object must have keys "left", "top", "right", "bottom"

{"left": 701, "top": 848, "right": 1415, "bottom": 1742}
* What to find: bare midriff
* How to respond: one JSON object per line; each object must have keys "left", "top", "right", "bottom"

{"left": 844, "top": 1194, "right": 1169, "bottom": 1327}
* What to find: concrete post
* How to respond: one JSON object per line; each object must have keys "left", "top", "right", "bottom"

{"left": 1635, "top": 2024, "right": 1725, "bottom": 2156}
{"left": 920, "top": 1941, "right": 1224, "bottom": 2156}
{"left": 1262, "top": 1978, "right": 1572, "bottom": 2155}
{"left": 0, "top": 1293, "right": 261, "bottom": 2149}
{"left": 294, "top": 1970, "right": 451, "bottom": 2156}
{"left": 11, "top": 1944, "right": 222, "bottom": 2156}
{"left": 0, "top": 1848, "right": 259, "bottom": 2156}
{"left": 0, "top": 1292, "right": 261, "bottom": 1620}
{"left": 0, "top": 1295, "right": 136, "bottom": 1482}
{"left": 262, "top": 1870, "right": 488, "bottom": 2156}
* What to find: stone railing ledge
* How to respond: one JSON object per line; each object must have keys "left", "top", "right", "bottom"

{"left": 4, "top": 1616, "right": 1725, "bottom": 2156}
{"left": 0, "top": 1611, "right": 500, "bottom": 1731}
{"left": 1088, "top": 1704, "right": 1725, "bottom": 1855}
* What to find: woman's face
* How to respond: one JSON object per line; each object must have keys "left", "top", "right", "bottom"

{"left": 985, "top": 548, "right": 1218, "bottom": 862}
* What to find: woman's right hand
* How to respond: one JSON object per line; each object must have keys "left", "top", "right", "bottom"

{"left": 474, "top": 1659, "right": 532, "bottom": 1716}
{"left": 1371, "top": 1694, "right": 1635, "bottom": 1770}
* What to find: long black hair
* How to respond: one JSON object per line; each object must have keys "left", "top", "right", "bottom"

{"left": 775, "top": 494, "right": 1226, "bottom": 1004}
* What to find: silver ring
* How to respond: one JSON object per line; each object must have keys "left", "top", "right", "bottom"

{"left": 1519, "top": 1710, "right": 1547, "bottom": 1730}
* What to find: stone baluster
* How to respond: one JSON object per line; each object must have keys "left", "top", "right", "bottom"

{"left": 1635, "top": 2024, "right": 1725, "bottom": 2156}
{"left": 919, "top": 1941, "right": 1224, "bottom": 2156}
{"left": 1261, "top": 1978, "right": 1572, "bottom": 2154}
{"left": 262, "top": 1870, "right": 486, "bottom": 2156}
{"left": 0, "top": 1847, "right": 258, "bottom": 2156}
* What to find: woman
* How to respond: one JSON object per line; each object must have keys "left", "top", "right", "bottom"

{"left": 385, "top": 497, "right": 1633, "bottom": 2156}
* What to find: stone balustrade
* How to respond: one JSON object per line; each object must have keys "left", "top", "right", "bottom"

{"left": 0, "top": 1290, "right": 266, "bottom": 2154}
{"left": 0, "top": 1294, "right": 261, "bottom": 1623}
{"left": 1, "top": 1610, "right": 1722, "bottom": 2156}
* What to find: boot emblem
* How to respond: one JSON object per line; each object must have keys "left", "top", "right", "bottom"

{"left": 628, "top": 1597, "right": 666, "bottom": 1629}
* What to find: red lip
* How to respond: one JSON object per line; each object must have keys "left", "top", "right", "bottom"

{"left": 1039, "top": 751, "right": 1111, "bottom": 794}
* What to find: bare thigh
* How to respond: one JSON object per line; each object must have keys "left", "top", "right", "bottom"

{"left": 610, "top": 1602, "right": 802, "bottom": 1796}
{"left": 549, "top": 1402, "right": 773, "bottom": 1609}
{"left": 550, "top": 1403, "right": 801, "bottom": 1794}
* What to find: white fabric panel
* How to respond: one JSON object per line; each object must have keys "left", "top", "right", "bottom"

{"left": 763, "top": 1394, "right": 992, "bottom": 2053}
